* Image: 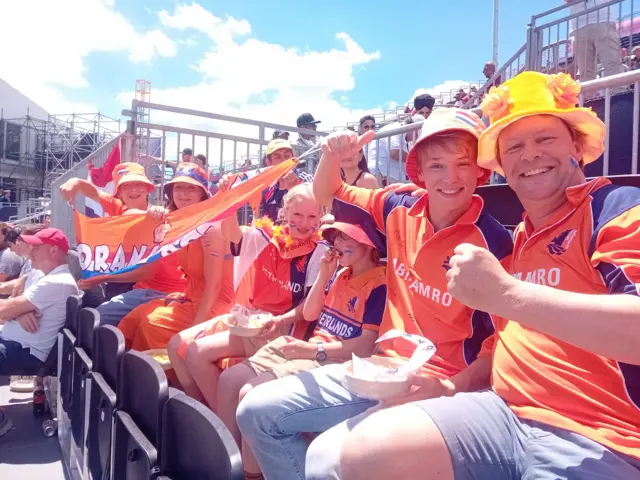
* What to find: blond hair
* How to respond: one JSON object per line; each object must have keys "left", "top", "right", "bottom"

{"left": 283, "top": 183, "right": 317, "bottom": 209}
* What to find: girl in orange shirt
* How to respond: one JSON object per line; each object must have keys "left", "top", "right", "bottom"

{"left": 168, "top": 183, "right": 326, "bottom": 412}
{"left": 117, "top": 164, "right": 233, "bottom": 350}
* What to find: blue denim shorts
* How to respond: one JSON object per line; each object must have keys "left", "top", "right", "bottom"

{"left": 414, "top": 390, "right": 640, "bottom": 480}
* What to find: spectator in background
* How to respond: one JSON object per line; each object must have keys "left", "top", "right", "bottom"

{"left": 0, "top": 190, "right": 11, "bottom": 203}
{"left": 358, "top": 115, "right": 376, "bottom": 135}
{"left": 413, "top": 94, "right": 435, "bottom": 118}
{"left": 631, "top": 46, "right": 640, "bottom": 70}
{"left": 483, "top": 61, "right": 502, "bottom": 88}
{"left": 272, "top": 130, "right": 290, "bottom": 141}
{"left": 194, "top": 154, "right": 207, "bottom": 170}
{"left": 340, "top": 145, "right": 378, "bottom": 189}
{"left": 293, "top": 113, "right": 322, "bottom": 173}
{"left": 0, "top": 228, "right": 80, "bottom": 436}
{"left": 181, "top": 148, "right": 193, "bottom": 163}
{"left": 0, "top": 223, "right": 24, "bottom": 283}
{"left": 260, "top": 139, "right": 314, "bottom": 222}
{"left": 567, "top": 0, "right": 623, "bottom": 81}
{"left": 0, "top": 224, "right": 46, "bottom": 296}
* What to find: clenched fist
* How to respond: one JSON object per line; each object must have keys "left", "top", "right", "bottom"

{"left": 322, "top": 129, "right": 376, "bottom": 161}
{"left": 446, "top": 243, "right": 515, "bottom": 313}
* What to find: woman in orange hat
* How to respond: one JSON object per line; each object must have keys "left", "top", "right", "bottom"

{"left": 117, "top": 163, "right": 234, "bottom": 351}
{"left": 59, "top": 162, "right": 156, "bottom": 216}
{"left": 217, "top": 220, "right": 386, "bottom": 478}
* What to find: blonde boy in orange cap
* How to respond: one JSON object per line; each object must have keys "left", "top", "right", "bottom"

{"left": 236, "top": 108, "right": 514, "bottom": 480}
{"left": 60, "top": 162, "right": 155, "bottom": 216}
{"left": 339, "top": 72, "right": 640, "bottom": 480}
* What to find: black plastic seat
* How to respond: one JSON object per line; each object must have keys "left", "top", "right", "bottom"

{"left": 159, "top": 393, "right": 243, "bottom": 480}
{"left": 70, "top": 307, "right": 100, "bottom": 447}
{"left": 60, "top": 294, "right": 83, "bottom": 414}
{"left": 113, "top": 350, "right": 168, "bottom": 480}
{"left": 87, "top": 325, "right": 125, "bottom": 480}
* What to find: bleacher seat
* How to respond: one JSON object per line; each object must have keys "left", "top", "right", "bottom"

{"left": 71, "top": 307, "right": 100, "bottom": 447}
{"left": 113, "top": 350, "right": 168, "bottom": 480}
{"left": 158, "top": 393, "right": 243, "bottom": 480}
{"left": 87, "top": 325, "right": 125, "bottom": 480}
{"left": 60, "top": 294, "right": 83, "bottom": 414}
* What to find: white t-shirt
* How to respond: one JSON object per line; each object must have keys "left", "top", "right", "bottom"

{"left": 2, "top": 265, "right": 80, "bottom": 361}
{"left": 366, "top": 122, "right": 408, "bottom": 181}
{"left": 570, "top": 0, "right": 617, "bottom": 31}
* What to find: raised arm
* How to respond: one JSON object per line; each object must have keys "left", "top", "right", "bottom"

{"left": 59, "top": 178, "right": 101, "bottom": 204}
{"left": 303, "top": 249, "right": 339, "bottom": 321}
{"left": 314, "top": 130, "right": 376, "bottom": 207}
{"left": 191, "top": 226, "right": 227, "bottom": 325}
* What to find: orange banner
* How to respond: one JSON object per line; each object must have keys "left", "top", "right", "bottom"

{"left": 74, "top": 159, "right": 296, "bottom": 279}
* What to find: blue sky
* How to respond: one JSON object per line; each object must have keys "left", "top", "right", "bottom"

{"left": 1, "top": 0, "right": 563, "bottom": 130}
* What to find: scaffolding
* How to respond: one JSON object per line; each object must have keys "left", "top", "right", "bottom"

{"left": 42, "top": 112, "right": 121, "bottom": 196}
{"left": 0, "top": 109, "right": 121, "bottom": 201}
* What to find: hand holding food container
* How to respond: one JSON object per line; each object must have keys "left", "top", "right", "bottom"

{"left": 342, "top": 330, "right": 437, "bottom": 401}
{"left": 223, "top": 304, "right": 276, "bottom": 338}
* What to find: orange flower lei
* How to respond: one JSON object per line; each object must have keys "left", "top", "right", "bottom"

{"left": 547, "top": 73, "right": 581, "bottom": 108}
{"left": 254, "top": 216, "right": 321, "bottom": 250}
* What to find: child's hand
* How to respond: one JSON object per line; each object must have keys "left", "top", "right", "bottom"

{"left": 147, "top": 206, "right": 168, "bottom": 221}
{"left": 319, "top": 248, "right": 340, "bottom": 278}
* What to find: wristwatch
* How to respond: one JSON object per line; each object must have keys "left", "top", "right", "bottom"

{"left": 316, "top": 342, "right": 327, "bottom": 362}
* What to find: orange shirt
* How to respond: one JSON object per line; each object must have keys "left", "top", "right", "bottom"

{"left": 98, "top": 191, "right": 127, "bottom": 217}
{"left": 312, "top": 265, "right": 387, "bottom": 343}
{"left": 135, "top": 253, "right": 186, "bottom": 295}
{"left": 334, "top": 184, "right": 513, "bottom": 379}
{"left": 174, "top": 233, "right": 234, "bottom": 316}
{"left": 493, "top": 177, "right": 640, "bottom": 461}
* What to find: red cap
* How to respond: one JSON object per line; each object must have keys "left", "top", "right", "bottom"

{"left": 21, "top": 228, "right": 70, "bottom": 254}
{"left": 320, "top": 222, "right": 377, "bottom": 249}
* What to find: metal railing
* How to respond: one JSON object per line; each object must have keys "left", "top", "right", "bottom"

{"left": 528, "top": 0, "right": 639, "bottom": 78}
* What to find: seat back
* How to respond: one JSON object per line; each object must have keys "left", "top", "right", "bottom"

{"left": 117, "top": 350, "right": 169, "bottom": 449}
{"left": 71, "top": 308, "right": 101, "bottom": 446}
{"left": 113, "top": 410, "right": 159, "bottom": 480}
{"left": 160, "top": 393, "right": 243, "bottom": 480}
{"left": 60, "top": 295, "right": 83, "bottom": 413}
{"left": 94, "top": 325, "right": 125, "bottom": 390}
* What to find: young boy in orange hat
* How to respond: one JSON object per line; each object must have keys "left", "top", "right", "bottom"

{"left": 339, "top": 72, "right": 640, "bottom": 480}
{"left": 236, "top": 108, "right": 514, "bottom": 480}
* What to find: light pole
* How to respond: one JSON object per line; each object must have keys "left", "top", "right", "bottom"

{"left": 493, "top": 0, "right": 500, "bottom": 64}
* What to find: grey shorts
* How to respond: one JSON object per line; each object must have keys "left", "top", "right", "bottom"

{"left": 414, "top": 390, "right": 640, "bottom": 480}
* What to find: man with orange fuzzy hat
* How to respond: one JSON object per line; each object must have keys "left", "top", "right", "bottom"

{"left": 339, "top": 71, "right": 640, "bottom": 480}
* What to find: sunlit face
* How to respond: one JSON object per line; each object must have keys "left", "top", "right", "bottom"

{"left": 416, "top": 107, "right": 432, "bottom": 118}
{"left": 172, "top": 182, "right": 205, "bottom": 209}
{"left": 417, "top": 139, "right": 482, "bottom": 210}
{"left": 497, "top": 115, "right": 583, "bottom": 203}
{"left": 268, "top": 148, "right": 294, "bottom": 166}
{"left": 359, "top": 119, "right": 376, "bottom": 134}
{"left": 284, "top": 196, "right": 320, "bottom": 240}
{"left": 341, "top": 150, "right": 363, "bottom": 170}
{"left": 30, "top": 244, "right": 56, "bottom": 270}
{"left": 118, "top": 181, "right": 150, "bottom": 210}
{"left": 331, "top": 231, "right": 373, "bottom": 268}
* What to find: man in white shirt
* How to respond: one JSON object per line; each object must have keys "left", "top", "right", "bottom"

{"left": 567, "top": 0, "right": 623, "bottom": 81}
{"left": 0, "top": 228, "right": 79, "bottom": 375}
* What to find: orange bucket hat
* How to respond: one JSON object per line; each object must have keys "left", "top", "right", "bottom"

{"left": 478, "top": 71, "right": 606, "bottom": 176}
{"left": 112, "top": 163, "right": 155, "bottom": 193}
{"left": 405, "top": 108, "right": 490, "bottom": 188}
{"left": 163, "top": 163, "right": 211, "bottom": 198}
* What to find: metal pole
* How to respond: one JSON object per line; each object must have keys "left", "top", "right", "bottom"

{"left": 493, "top": 0, "right": 499, "bottom": 64}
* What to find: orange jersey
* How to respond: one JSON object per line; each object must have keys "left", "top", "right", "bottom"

{"left": 312, "top": 265, "right": 387, "bottom": 343}
{"left": 98, "top": 190, "right": 127, "bottom": 217}
{"left": 232, "top": 227, "right": 326, "bottom": 316}
{"left": 334, "top": 184, "right": 513, "bottom": 379}
{"left": 493, "top": 177, "right": 640, "bottom": 461}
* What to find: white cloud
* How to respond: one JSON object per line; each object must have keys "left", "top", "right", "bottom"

{"left": 159, "top": 3, "right": 251, "bottom": 44}
{"left": 0, "top": 0, "right": 176, "bottom": 113}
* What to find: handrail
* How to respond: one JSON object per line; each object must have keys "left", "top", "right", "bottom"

{"left": 535, "top": 0, "right": 620, "bottom": 31}
{"left": 531, "top": 0, "right": 588, "bottom": 21}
